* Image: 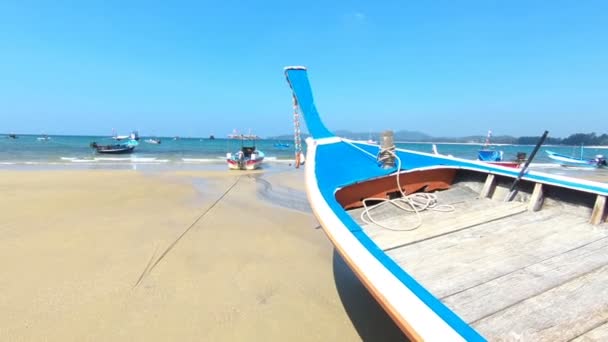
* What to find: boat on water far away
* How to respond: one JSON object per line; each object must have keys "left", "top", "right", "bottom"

{"left": 546, "top": 149, "right": 607, "bottom": 168}
{"left": 90, "top": 137, "right": 138, "bottom": 154}
{"left": 477, "top": 130, "right": 525, "bottom": 168}
{"left": 37, "top": 134, "right": 51, "bottom": 141}
{"left": 284, "top": 66, "right": 608, "bottom": 341}
{"left": 145, "top": 137, "right": 162, "bottom": 144}
{"left": 226, "top": 138, "right": 264, "bottom": 170}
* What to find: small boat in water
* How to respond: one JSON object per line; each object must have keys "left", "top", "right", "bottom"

{"left": 226, "top": 139, "right": 264, "bottom": 170}
{"left": 37, "top": 134, "right": 51, "bottom": 141}
{"left": 7, "top": 133, "right": 18, "bottom": 139}
{"left": 145, "top": 137, "right": 161, "bottom": 144}
{"left": 90, "top": 139, "right": 138, "bottom": 154}
{"left": 477, "top": 130, "right": 525, "bottom": 168}
{"left": 112, "top": 130, "right": 139, "bottom": 141}
{"left": 546, "top": 149, "right": 607, "bottom": 168}
{"left": 285, "top": 66, "right": 608, "bottom": 341}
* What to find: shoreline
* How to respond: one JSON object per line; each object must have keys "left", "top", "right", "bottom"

{"left": 0, "top": 168, "right": 405, "bottom": 341}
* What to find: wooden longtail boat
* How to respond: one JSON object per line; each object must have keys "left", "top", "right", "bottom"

{"left": 546, "top": 150, "right": 607, "bottom": 168}
{"left": 284, "top": 66, "right": 608, "bottom": 341}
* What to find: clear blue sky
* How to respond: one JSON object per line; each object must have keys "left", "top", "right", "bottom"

{"left": 1, "top": 1, "right": 607, "bottom": 138}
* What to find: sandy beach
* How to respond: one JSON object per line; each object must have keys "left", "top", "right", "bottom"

{"left": 0, "top": 168, "right": 405, "bottom": 341}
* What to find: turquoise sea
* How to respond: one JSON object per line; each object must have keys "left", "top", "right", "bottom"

{"left": 1, "top": 134, "right": 607, "bottom": 177}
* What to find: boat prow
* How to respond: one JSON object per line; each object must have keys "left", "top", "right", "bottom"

{"left": 285, "top": 66, "right": 608, "bottom": 341}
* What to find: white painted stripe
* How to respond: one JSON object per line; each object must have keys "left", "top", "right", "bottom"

{"left": 312, "top": 136, "right": 342, "bottom": 145}
{"left": 305, "top": 139, "right": 467, "bottom": 341}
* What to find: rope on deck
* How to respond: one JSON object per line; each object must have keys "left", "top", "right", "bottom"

{"left": 361, "top": 149, "right": 455, "bottom": 231}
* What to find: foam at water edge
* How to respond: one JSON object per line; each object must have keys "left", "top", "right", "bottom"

{"left": 182, "top": 158, "right": 223, "bottom": 163}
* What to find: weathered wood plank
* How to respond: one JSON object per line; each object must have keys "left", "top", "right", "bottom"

{"left": 572, "top": 321, "right": 608, "bottom": 341}
{"left": 369, "top": 201, "right": 526, "bottom": 251}
{"left": 442, "top": 236, "right": 608, "bottom": 323}
{"left": 473, "top": 264, "right": 608, "bottom": 342}
{"left": 590, "top": 195, "right": 606, "bottom": 225}
{"left": 386, "top": 209, "right": 608, "bottom": 298}
{"left": 479, "top": 174, "right": 496, "bottom": 199}
{"left": 528, "top": 182, "right": 544, "bottom": 211}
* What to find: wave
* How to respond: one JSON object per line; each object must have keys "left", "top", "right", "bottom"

{"left": 94, "top": 157, "right": 160, "bottom": 162}
{"left": 182, "top": 158, "right": 223, "bottom": 163}
{"left": 59, "top": 156, "right": 170, "bottom": 163}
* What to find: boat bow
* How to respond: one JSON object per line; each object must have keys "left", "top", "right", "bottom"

{"left": 284, "top": 66, "right": 486, "bottom": 341}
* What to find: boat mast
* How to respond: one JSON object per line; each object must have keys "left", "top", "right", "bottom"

{"left": 292, "top": 95, "right": 303, "bottom": 168}
{"left": 483, "top": 129, "right": 492, "bottom": 149}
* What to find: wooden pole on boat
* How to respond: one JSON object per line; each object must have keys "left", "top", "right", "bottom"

{"left": 505, "top": 130, "right": 549, "bottom": 202}
{"left": 379, "top": 130, "right": 395, "bottom": 168}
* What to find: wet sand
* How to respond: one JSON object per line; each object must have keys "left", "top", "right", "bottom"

{"left": 0, "top": 169, "right": 405, "bottom": 341}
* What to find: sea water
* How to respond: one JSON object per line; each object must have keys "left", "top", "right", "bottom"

{"left": 1, "top": 134, "right": 607, "bottom": 177}
{"left": 0, "top": 135, "right": 296, "bottom": 169}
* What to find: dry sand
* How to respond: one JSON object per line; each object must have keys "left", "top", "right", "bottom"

{"left": 0, "top": 169, "right": 405, "bottom": 341}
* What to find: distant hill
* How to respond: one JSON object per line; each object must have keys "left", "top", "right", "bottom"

{"left": 266, "top": 131, "right": 608, "bottom": 146}
{"left": 267, "top": 130, "right": 433, "bottom": 141}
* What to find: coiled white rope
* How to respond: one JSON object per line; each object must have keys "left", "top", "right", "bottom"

{"left": 360, "top": 147, "right": 455, "bottom": 232}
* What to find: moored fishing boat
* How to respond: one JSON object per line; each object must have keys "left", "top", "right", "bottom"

{"left": 226, "top": 138, "right": 264, "bottom": 170}
{"left": 546, "top": 150, "right": 607, "bottom": 168}
{"left": 145, "top": 137, "right": 162, "bottom": 144}
{"left": 90, "top": 137, "right": 138, "bottom": 154}
{"left": 284, "top": 66, "right": 608, "bottom": 341}
{"left": 477, "top": 130, "right": 525, "bottom": 168}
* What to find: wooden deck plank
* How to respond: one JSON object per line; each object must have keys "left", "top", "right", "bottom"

{"left": 386, "top": 210, "right": 608, "bottom": 298}
{"left": 473, "top": 264, "right": 608, "bottom": 341}
{"left": 572, "top": 321, "right": 608, "bottom": 341}
{"left": 358, "top": 200, "right": 527, "bottom": 251}
{"left": 442, "top": 236, "right": 608, "bottom": 323}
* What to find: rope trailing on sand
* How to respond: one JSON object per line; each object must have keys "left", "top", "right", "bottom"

{"left": 133, "top": 176, "right": 241, "bottom": 288}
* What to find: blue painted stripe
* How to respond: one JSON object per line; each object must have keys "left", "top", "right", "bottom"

{"left": 285, "top": 68, "right": 334, "bottom": 139}
{"left": 315, "top": 142, "right": 487, "bottom": 341}
{"left": 285, "top": 67, "right": 608, "bottom": 341}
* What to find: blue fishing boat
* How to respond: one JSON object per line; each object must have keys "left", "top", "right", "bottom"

{"left": 477, "top": 129, "right": 511, "bottom": 164}
{"left": 285, "top": 66, "right": 608, "bottom": 341}
{"left": 477, "top": 149, "right": 503, "bottom": 162}
{"left": 90, "top": 137, "right": 139, "bottom": 154}
{"left": 546, "top": 149, "right": 607, "bottom": 168}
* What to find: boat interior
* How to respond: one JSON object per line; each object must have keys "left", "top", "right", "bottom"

{"left": 241, "top": 146, "right": 256, "bottom": 157}
{"left": 342, "top": 168, "right": 608, "bottom": 341}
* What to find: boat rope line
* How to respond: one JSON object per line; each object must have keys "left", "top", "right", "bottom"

{"left": 292, "top": 95, "right": 304, "bottom": 168}
{"left": 361, "top": 149, "right": 455, "bottom": 232}
{"left": 133, "top": 176, "right": 242, "bottom": 289}
{"left": 340, "top": 139, "right": 455, "bottom": 230}
{"left": 342, "top": 139, "right": 383, "bottom": 162}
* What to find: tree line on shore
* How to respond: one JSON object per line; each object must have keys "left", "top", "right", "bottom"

{"left": 269, "top": 131, "right": 608, "bottom": 146}
{"left": 515, "top": 133, "right": 608, "bottom": 146}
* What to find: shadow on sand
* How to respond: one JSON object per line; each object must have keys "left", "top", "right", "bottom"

{"left": 333, "top": 250, "right": 409, "bottom": 342}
